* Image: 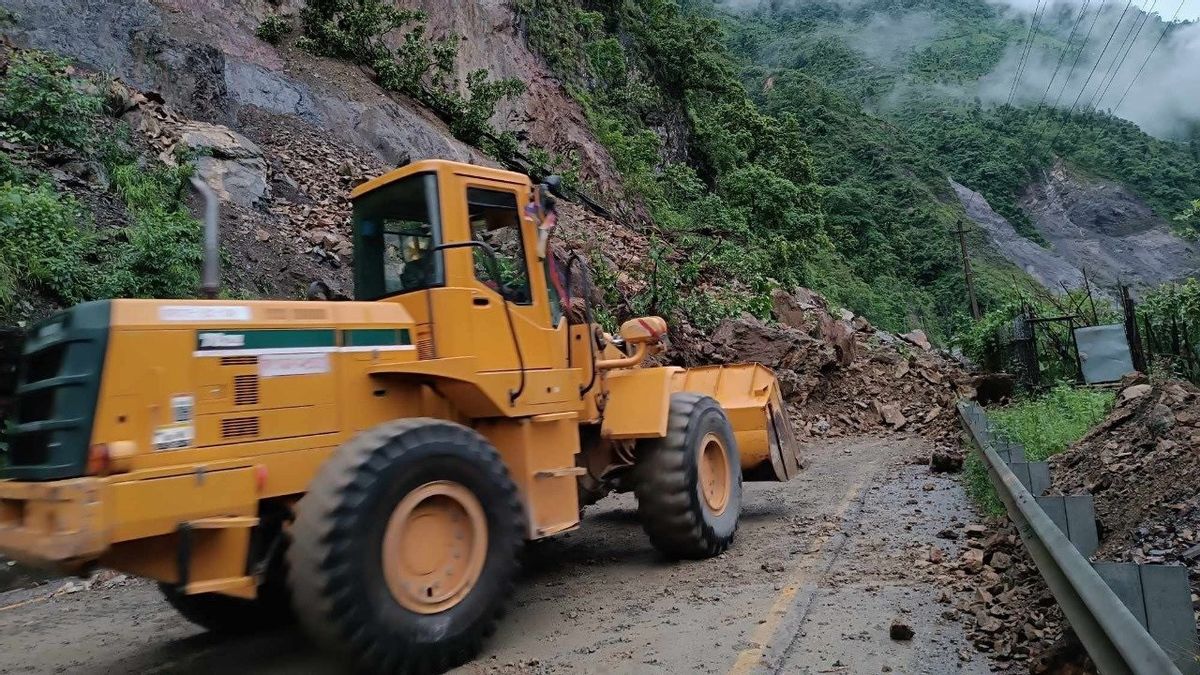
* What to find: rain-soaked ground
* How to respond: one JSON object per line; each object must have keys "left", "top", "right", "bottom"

{"left": 0, "top": 436, "right": 992, "bottom": 674}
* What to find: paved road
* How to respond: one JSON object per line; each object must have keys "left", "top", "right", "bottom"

{"left": 0, "top": 436, "right": 991, "bottom": 674}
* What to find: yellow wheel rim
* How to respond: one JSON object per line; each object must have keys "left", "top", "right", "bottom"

{"left": 697, "top": 433, "right": 731, "bottom": 516}
{"left": 381, "top": 480, "right": 488, "bottom": 614}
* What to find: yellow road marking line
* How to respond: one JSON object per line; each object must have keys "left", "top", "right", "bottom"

{"left": 0, "top": 593, "right": 50, "bottom": 612}
{"left": 728, "top": 478, "right": 868, "bottom": 675}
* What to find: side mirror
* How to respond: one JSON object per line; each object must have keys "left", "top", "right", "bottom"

{"left": 543, "top": 174, "right": 563, "bottom": 197}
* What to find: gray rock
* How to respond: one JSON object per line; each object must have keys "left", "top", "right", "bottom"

{"left": 177, "top": 122, "right": 268, "bottom": 207}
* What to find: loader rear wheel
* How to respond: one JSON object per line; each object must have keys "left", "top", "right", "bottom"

{"left": 288, "top": 419, "right": 524, "bottom": 674}
{"left": 633, "top": 393, "right": 743, "bottom": 559}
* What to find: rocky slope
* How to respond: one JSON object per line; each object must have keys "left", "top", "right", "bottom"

{"left": 1050, "top": 377, "right": 1200, "bottom": 636}
{"left": 3, "top": 0, "right": 620, "bottom": 195}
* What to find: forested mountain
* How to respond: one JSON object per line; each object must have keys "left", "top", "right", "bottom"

{"left": 516, "top": 0, "right": 1200, "bottom": 338}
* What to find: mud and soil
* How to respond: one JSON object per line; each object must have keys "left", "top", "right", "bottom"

{"left": 0, "top": 436, "right": 990, "bottom": 674}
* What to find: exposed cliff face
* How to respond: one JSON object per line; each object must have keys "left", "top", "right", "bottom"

{"left": 958, "top": 163, "right": 1199, "bottom": 297}
{"left": 3, "top": 0, "right": 620, "bottom": 193}
{"left": 1018, "top": 163, "right": 1200, "bottom": 292}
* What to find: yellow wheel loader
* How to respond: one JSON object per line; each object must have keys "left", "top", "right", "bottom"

{"left": 0, "top": 160, "right": 802, "bottom": 673}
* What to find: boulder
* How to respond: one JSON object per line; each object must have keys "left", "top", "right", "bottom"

{"left": 177, "top": 122, "right": 269, "bottom": 207}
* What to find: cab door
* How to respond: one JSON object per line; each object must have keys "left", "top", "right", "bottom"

{"left": 452, "top": 177, "right": 566, "bottom": 375}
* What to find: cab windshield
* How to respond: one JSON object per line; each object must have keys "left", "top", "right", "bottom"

{"left": 352, "top": 172, "right": 443, "bottom": 300}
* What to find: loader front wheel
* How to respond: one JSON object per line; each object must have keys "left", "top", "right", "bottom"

{"left": 288, "top": 419, "right": 524, "bottom": 674}
{"left": 633, "top": 393, "right": 743, "bottom": 559}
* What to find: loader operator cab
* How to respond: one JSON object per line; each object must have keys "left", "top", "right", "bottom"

{"left": 349, "top": 161, "right": 573, "bottom": 390}
{"left": 351, "top": 162, "right": 558, "bottom": 316}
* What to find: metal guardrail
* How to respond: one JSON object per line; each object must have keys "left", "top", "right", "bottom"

{"left": 957, "top": 401, "right": 1185, "bottom": 675}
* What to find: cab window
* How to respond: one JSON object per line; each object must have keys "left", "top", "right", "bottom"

{"left": 467, "top": 187, "right": 531, "bottom": 305}
{"left": 351, "top": 173, "right": 443, "bottom": 300}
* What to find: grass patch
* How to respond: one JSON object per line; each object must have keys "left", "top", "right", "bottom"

{"left": 991, "top": 385, "right": 1114, "bottom": 462}
{"left": 962, "top": 384, "right": 1114, "bottom": 516}
{"left": 963, "top": 450, "right": 1004, "bottom": 517}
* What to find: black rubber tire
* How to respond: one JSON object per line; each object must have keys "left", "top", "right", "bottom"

{"left": 159, "top": 579, "right": 291, "bottom": 634}
{"left": 287, "top": 419, "right": 524, "bottom": 675}
{"left": 633, "top": 393, "right": 743, "bottom": 559}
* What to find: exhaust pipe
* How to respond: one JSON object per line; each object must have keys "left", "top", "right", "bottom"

{"left": 189, "top": 176, "right": 220, "bottom": 299}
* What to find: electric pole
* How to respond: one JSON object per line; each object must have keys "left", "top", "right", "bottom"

{"left": 952, "top": 221, "right": 982, "bottom": 320}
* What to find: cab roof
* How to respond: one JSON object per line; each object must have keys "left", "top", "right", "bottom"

{"left": 350, "top": 159, "right": 531, "bottom": 200}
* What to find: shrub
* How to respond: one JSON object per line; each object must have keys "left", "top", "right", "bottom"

{"left": 0, "top": 51, "right": 101, "bottom": 149}
{"left": 103, "top": 161, "right": 203, "bottom": 298}
{"left": 300, "top": 0, "right": 522, "bottom": 153}
{"left": 0, "top": 182, "right": 99, "bottom": 304}
{"left": 256, "top": 15, "right": 292, "bottom": 45}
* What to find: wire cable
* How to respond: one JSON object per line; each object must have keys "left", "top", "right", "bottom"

{"left": 1068, "top": 0, "right": 1136, "bottom": 113}
{"left": 1090, "top": 0, "right": 1157, "bottom": 110}
{"left": 1113, "top": 0, "right": 1186, "bottom": 112}
{"left": 1008, "top": 0, "right": 1048, "bottom": 105}
{"left": 1036, "top": 0, "right": 1093, "bottom": 112}
{"left": 1051, "top": 1, "right": 1108, "bottom": 109}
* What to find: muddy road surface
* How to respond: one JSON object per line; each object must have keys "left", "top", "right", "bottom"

{"left": 0, "top": 436, "right": 991, "bottom": 674}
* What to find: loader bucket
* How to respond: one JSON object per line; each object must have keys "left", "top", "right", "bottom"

{"left": 671, "top": 364, "right": 804, "bottom": 481}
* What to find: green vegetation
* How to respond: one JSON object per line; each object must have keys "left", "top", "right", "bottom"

{"left": 299, "top": 0, "right": 524, "bottom": 152}
{"left": 714, "top": 0, "right": 1200, "bottom": 239}
{"left": 1176, "top": 199, "right": 1200, "bottom": 237}
{"left": 965, "top": 384, "right": 1114, "bottom": 514}
{"left": 899, "top": 104, "right": 1200, "bottom": 239}
{"left": 0, "top": 49, "right": 203, "bottom": 321}
{"left": 256, "top": 15, "right": 292, "bottom": 45}
{"left": 1139, "top": 279, "right": 1200, "bottom": 382}
{"left": 516, "top": 0, "right": 1012, "bottom": 338}
{"left": 0, "top": 183, "right": 98, "bottom": 304}
{"left": 992, "top": 384, "right": 1114, "bottom": 461}
{"left": 0, "top": 51, "right": 102, "bottom": 150}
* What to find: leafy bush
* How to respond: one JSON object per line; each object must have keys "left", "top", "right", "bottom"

{"left": 0, "top": 182, "right": 99, "bottom": 305}
{"left": 1139, "top": 279, "right": 1200, "bottom": 382}
{"left": 256, "top": 15, "right": 292, "bottom": 45}
{"left": 0, "top": 50, "right": 101, "bottom": 149}
{"left": 101, "top": 153, "right": 202, "bottom": 299}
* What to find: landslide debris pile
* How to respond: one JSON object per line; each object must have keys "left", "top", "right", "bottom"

{"left": 919, "top": 520, "right": 1071, "bottom": 670}
{"left": 672, "top": 287, "right": 977, "bottom": 459}
{"left": 1050, "top": 377, "right": 1200, "bottom": 633}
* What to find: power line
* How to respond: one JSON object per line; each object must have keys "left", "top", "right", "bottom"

{"left": 1037, "top": 0, "right": 1093, "bottom": 112}
{"left": 1113, "top": 0, "right": 1187, "bottom": 112}
{"left": 1051, "top": 1, "right": 1107, "bottom": 110}
{"left": 1068, "top": 0, "right": 1136, "bottom": 113}
{"left": 1008, "top": 0, "right": 1048, "bottom": 105}
{"left": 1090, "top": 0, "right": 1157, "bottom": 110}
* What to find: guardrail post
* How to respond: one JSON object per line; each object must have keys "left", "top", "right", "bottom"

{"left": 956, "top": 400, "right": 1186, "bottom": 674}
{"left": 995, "top": 438, "right": 1027, "bottom": 464}
{"left": 1093, "top": 563, "right": 1200, "bottom": 674}
{"left": 1035, "top": 495, "right": 1100, "bottom": 557}
{"left": 1008, "top": 461, "right": 1051, "bottom": 495}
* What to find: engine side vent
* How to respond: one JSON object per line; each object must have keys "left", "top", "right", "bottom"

{"left": 416, "top": 332, "right": 435, "bottom": 360}
{"left": 233, "top": 375, "right": 259, "bottom": 406}
{"left": 264, "top": 308, "right": 288, "bottom": 321}
{"left": 220, "top": 355, "right": 258, "bottom": 367}
{"left": 221, "top": 416, "right": 260, "bottom": 439}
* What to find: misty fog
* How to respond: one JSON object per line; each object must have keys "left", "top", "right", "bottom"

{"left": 715, "top": 0, "right": 1200, "bottom": 139}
